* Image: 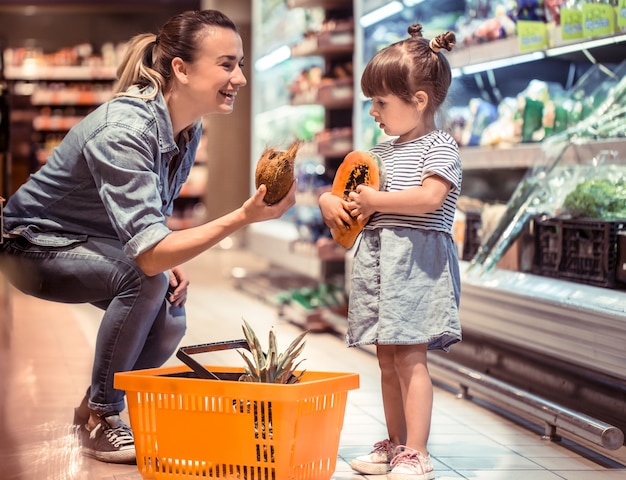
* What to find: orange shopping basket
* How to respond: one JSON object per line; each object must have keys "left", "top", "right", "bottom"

{"left": 114, "top": 339, "right": 360, "bottom": 480}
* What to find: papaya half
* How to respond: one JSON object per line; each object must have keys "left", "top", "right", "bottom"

{"left": 255, "top": 140, "right": 303, "bottom": 204}
{"left": 330, "top": 150, "right": 383, "bottom": 248}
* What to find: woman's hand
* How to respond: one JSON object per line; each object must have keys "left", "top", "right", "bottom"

{"left": 135, "top": 180, "right": 297, "bottom": 278}
{"left": 348, "top": 185, "right": 378, "bottom": 222}
{"left": 318, "top": 191, "right": 356, "bottom": 231}
{"left": 242, "top": 180, "right": 297, "bottom": 223}
{"left": 167, "top": 266, "right": 189, "bottom": 307}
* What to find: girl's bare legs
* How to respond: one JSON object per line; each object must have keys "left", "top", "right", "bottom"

{"left": 378, "top": 343, "right": 432, "bottom": 455}
{"left": 377, "top": 344, "right": 407, "bottom": 445}
{"left": 396, "top": 343, "right": 432, "bottom": 454}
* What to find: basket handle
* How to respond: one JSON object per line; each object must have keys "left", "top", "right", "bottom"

{"left": 176, "top": 339, "right": 250, "bottom": 380}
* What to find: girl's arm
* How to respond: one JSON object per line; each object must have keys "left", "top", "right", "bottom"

{"left": 348, "top": 175, "right": 451, "bottom": 223}
{"left": 318, "top": 191, "right": 356, "bottom": 231}
{"left": 135, "top": 182, "right": 297, "bottom": 277}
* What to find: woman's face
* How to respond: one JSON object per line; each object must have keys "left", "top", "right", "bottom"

{"left": 185, "top": 27, "right": 247, "bottom": 115}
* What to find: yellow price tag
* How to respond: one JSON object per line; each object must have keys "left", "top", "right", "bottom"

{"left": 561, "top": 9, "right": 583, "bottom": 40}
{"left": 618, "top": 0, "right": 626, "bottom": 29}
{"left": 517, "top": 20, "right": 548, "bottom": 52}
{"left": 582, "top": 3, "right": 616, "bottom": 37}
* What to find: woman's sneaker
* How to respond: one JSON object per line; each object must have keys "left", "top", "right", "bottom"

{"left": 77, "top": 412, "right": 136, "bottom": 464}
{"left": 350, "top": 439, "right": 396, "bottom": 474}
{"left": 388, "top": 446, "right": 434, "bottom": 480}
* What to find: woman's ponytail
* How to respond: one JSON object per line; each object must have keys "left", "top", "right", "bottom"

{"left": 114, "top": 33, "right": 164, "bottom": 99}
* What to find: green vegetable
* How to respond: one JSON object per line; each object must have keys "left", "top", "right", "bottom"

{"left": 562, "top": 178, "right": 626, "bottom": 220}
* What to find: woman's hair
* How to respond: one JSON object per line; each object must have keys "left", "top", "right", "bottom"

{"left": 114, "top": 9, "right": 238, "bottom": 99}
{"left": 361, "top": 24, "right": 456, "bottom": 113}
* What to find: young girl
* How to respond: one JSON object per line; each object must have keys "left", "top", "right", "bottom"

{"left": 319, "top": 25, "right": 461, "bottom": 479}
{"left": 0, "top": 10, "right": 295, "bottom": 464}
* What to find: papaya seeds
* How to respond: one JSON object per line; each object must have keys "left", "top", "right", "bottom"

{"left": 329, "top": 150, "right": 383, "bottom": 249}
{"left": 255, "top": 140, "right": 303, "bottom": 204}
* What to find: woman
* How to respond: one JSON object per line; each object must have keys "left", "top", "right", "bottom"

{"left": 0, "top": 9, "right": 296, "bottom": 464}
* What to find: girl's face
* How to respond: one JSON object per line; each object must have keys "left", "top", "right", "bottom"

{"left": 368, "top": 93, "right": 428, "bottom": 143}
{"left": 184, "top": 27, "right": 247, "bottom": 115}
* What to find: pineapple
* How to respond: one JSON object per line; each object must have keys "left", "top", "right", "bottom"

{"left": 238, "top": 319, "right": 307, "bottom": 384}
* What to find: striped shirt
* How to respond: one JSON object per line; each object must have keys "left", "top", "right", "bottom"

{"left": 366, "top": 130, "right": 462, "bottom": 234}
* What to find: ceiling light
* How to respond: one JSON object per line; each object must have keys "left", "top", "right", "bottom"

{"left": 255, "top": 45, "right": 291, "bottom": 72}
{"left": 360, "top": 1, "right": 404, "bottom": 28}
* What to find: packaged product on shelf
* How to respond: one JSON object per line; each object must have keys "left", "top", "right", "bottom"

{"left": 480, "top": 97, "right": 521, "bottom": 146}
{"left": 515, "top": 79, "right": 566, "bottom": 142}
{"left": 460, "top": 98, "right": 498, "bottom": 146}
{"left": 560, "top": 156, "right": 626, "bottom": 221}
{"left": 466, "top": 72, "right": 626, "bottom": 276}
{"left": 455, "top": 0, "right": 517, "bottom": 46}
{"left": 517, "top": 0, "right": 547, "bottom": 22}
{"left": 544, "top": 0, "right": 566, "bottom": 25}
{"left": 293, "top": 159, "right": 332, "bottom": 243}
{"left": 581, "top": 0, "right": 618, "bottom": 38}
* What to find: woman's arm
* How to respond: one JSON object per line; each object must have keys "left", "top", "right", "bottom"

{"left": 135, "top": 182, "right": 296, "bottom": 276}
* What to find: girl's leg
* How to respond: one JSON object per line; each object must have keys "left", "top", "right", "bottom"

{"left": 350, "top": 344, "right": 406, "bottom": 475}
{"left": 394, "top": 343, "right": 432, "bottom": 454}
{"left": 377, "top": 344, "right": 407, "bottom": 445}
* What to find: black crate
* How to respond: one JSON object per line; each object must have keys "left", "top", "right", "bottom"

{"left": 532, "top": 215, "right": 626, "bottom": 288}
{"left": 462, "top": 211, "right": 482, "bottom": 261}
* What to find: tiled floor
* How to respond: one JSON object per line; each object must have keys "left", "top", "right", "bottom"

{"left": 1, "top": 246, "right": 625, "bottom": 480}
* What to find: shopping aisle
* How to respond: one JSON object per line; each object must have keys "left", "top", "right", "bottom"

{"left": 1, "top": 246, "right": 625, "bottom": 480}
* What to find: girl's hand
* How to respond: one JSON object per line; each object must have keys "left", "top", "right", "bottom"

{"left": 168, "top": 266, "right": 189, "bottom": 307}
{"left": 318, "top": 191, "right": 356, "bottom": 231}
{"left": 243, "top": 181, "right": 297, "bottom": 222}
{"left": 348, "top": 185, "right": 378, "bottom": 222}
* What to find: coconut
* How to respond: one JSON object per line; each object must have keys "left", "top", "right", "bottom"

{"left": 255, "top": 140, "right": 302, "bottom": 204}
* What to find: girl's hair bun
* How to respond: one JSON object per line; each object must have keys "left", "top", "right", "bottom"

{"left": 429, "top": 31, "right": 456, "bottom": 53}
{"left": 407, "top": 24, "right": 424, "bottom": 38}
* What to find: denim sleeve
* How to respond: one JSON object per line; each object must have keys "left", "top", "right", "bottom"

{"left": 124, "top": 222, "right": 171, "bottom": 259}
{"left": 83, "top": 124, "right": 171, "bottom": 259}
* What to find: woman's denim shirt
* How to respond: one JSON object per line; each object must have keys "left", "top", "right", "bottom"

{"left": 2, "top": 87, "right": 202, "bottom": 259}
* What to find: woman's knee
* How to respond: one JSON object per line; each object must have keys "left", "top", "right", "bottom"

{"left": 146, "top": 272, "right": 170, "bottom": 296}
{"left": 164, "top": 305, "right": 187, "bottom": 342}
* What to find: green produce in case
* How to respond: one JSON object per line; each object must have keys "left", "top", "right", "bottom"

{"left": 562, "top": 177, "right": 626, "bottom": 220}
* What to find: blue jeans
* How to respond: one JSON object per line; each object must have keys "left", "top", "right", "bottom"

{"left": 0, "top": 235, "right": 186, "bottom": 414}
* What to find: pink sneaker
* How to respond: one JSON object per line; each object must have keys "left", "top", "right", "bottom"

{"left": 388, "top": 446, "right": 434, "bottom": 480}
{"left": 350, "top": 439, "right": 396, "bottom": 474}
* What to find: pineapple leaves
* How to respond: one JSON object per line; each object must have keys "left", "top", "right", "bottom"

{"left": 238, "top": 319, "right": 307, "bottom": 384}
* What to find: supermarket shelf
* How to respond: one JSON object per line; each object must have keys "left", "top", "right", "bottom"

{"left": 287, "top": 0, "right": 351, "bottom": 9}
{"left": 245, "top": 220, "right": 344, "bottom": 280}
{"left": 461, "top": 138, "right": 626, "bottom": 171}
{"left": 31, "top": 88, "right": 113, "bottom": 106}
{"left": 5, "top": 65, "right": 117, "bottom": 81}
{"left": 291, "top": 43, "right": 354, "bottom": 59}
{"left": 32, "top": 115, "right": 83, "bottom": 131}
{"left": 448, "top": 32, "right": 626, "bottom": 74}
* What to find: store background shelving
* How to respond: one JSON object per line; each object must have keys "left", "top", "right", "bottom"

{"left": 0, "top": 0, "right": 212, "bottom": 224}
{"left": 248, "top": 0, "right": 355, "bottom": 280}
{"left": 247, "top": 1, "right": 626, "bottom": 362}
